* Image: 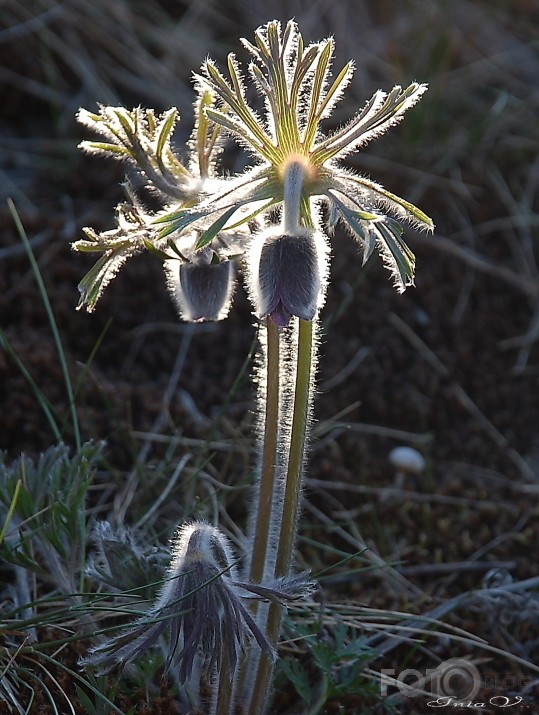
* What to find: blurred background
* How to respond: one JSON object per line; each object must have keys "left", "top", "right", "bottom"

{"left": 0, "top": 1, "right": 538, "bottom": 708}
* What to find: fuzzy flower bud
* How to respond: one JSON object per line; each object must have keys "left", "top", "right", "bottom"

{"left": 248, "top": 227, "right": 328, "bottom": 327}
{"left": 165, "top": 243, "right": 235, "bottom": 322}
{"left": 81, "top": 522, "right": 312, "bottom": 683}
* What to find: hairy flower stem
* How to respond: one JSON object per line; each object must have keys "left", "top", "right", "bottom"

{"left": 282, "top": 160, "right": 305, "bottom": 234}
{"left": 246, "top": 318, "right": 316, "bottom": 714}
{"left": 248, "top": 318, "right": 281, "bottom": 584}
{"left": 235, "top": 321, "right": 281, "bottom": 710}
{"left": 240, "top": 162, "right": 318, "bottom": 713}
{"left": 275, "top": 318, "right": 314, "bottom": 577}
{"left": 213, "top": 639, "right": 234, "bottom": 715}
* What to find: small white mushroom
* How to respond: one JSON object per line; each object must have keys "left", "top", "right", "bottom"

{"left": 388, "top": 446, "right": 426, "bottom": 489}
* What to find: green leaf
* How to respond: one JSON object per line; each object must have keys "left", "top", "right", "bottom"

{"left": 80, "top": 141, "right": 132, "bottom": 157}
{"left": 74, "top": 687, "right": 96, "bottom": 714}
{"left": 202, "top": 60, "right": 279, "bottom": 163}
{"left": 196, "top": 89, "right": 218, "bottom": 176}
{"left": 146, "top": 107, "right": 157, "bottom": 132}
{"left": 156, "top": 108, "right": 178, "bottom": 160}
{"left": 205, "top": 61, "right": 235, "bottom": 103}
{"left": 205, "top": 108, "right": 269, "bottom": 158}
{"left": 222, "top": 197, "right": 279, "bottom": 231}
{"left": 195, "top": 205, "right": 243, "bottom": 249}
{"left": 328, "top": 195, "right": 371, "bottom": 256}
{"left": 314, "top": 61, "right": 353, "bottom": 123}
{"left": 113, "top": 107, "right": 135, "bottom": 138}
{"left": 72, "top": 240, "right": 107, "bottom": 253}
{"left": 77, "top": 244, "right": 137, "bottom": 312}
{"left": 143, "top": 238, "right": 175, "bottom": 261}
{"left": 227, "top": 53, "right": 244, "bottom": 100}
{"left": 167, "top": 239, "right": 188, "bottom": 260}
{"left": 155, "top": 208, "right": 208, "bottom": 240}
{"left": 77, "top": 255, "right": 109, "bottom": 310}
{"left": 73, "top": 233, "right": 132, "bottom": 252}
{"left": 372, "top": 185, "right": 435, "bottom": 229}
{"left": 152, "top": 207, "right": 188, "bottom": 224}
{"left": 374, "top": 218, "right": 416, "bottom": 289}
{"left": 280, "top": 659, "right": 313, "bottom": 705}
{"left": 291, "top": 44, "right": 320, "bottom": 103}
{"left": 302, "top": 41, "right": 333, "bottom": 149}
{"left": 330, "top": 193, "right": 414, "bottom": 285}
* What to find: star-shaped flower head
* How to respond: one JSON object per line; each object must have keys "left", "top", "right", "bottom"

{"left": 159, "top": 19, "right": 433, "bottom": 313}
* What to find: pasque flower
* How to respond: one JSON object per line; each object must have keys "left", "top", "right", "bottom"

{"left": 73, "top": 20, "right": 433, "bottom": 715}
{"left": 164, "top": 238, "right": 237, "bottom": 322}
{"left": 157, "top": 19, "right": 433, "bottom": 324}
{"left": 246, "top": 158, "right": 329, "bottom": 326}
{"left": 74, "top": 21, "right": 432, "bottom": 324}
{"left": 81, "top": 522, "right": 312, "bottom": 684}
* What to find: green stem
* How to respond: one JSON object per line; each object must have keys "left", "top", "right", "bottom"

{"left": 8, "top": 199, "right": 81, "bottom": 449}
{"left": 275, "top": 318, "right": 313, "bottom": 577}
{"left": 231, "top": 319, "right": 281, "bottom": 713}
{"left": 246, "top": 317, "right": 315, "bottom": 714}
{"left": 248, "top": 318, "right": 281, "bottom": 584}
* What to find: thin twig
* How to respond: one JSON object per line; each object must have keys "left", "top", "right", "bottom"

{"left": 114, "top": 326, "right": 194, "bottom": 522}
{"left": 303, "top": 498, "right": 423, "bottom": 599}
{"left": 410, "top": 232, "right": 539, "bottom": 298}
{"left": 389, "top": 312, "right": 536, "bottom": 482}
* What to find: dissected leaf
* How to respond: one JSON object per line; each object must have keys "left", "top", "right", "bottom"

{"left": 77, "top": 244, "right": 142, "bottom": 312}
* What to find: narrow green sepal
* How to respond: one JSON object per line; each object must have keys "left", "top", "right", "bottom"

{"left": 195, "top": 205, "right": 241, "bottom": 250}
{"left": 143, "top": 239, "right": 176, "bottom": 261}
